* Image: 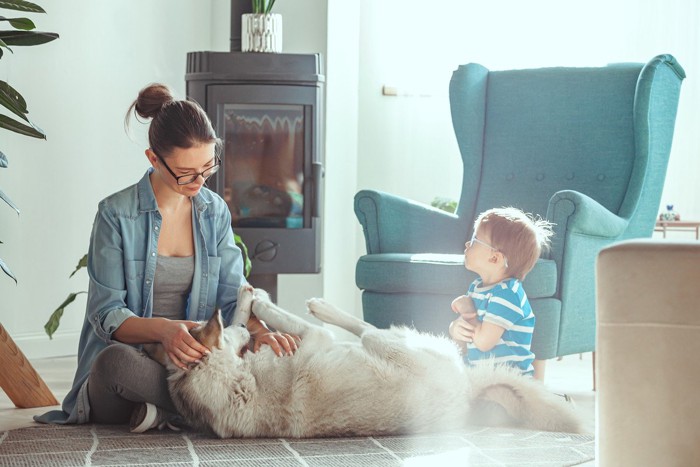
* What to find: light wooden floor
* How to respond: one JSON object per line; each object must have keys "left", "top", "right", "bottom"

{"left": 0, "top": 353, "right": 596, "bottom": 434}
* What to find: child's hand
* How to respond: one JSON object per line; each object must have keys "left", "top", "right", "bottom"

{"left": 451, "top": 295, "right": 473, "bottom": 313}
{"left": 449, "top": 316, "right": 475, "bottom": 343}
{"left": 452, "top": 295, "right": 478, "bottom": 326}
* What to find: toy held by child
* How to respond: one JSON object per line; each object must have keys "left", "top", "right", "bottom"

{"left": 448, "top": 207, "right": 553, "bottom": 376}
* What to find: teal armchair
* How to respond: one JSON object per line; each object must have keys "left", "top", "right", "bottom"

{"left": 354, "top": 55, "right": 685, "bottom": 361}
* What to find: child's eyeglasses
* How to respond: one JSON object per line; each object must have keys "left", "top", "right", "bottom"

{"left": 468, "top": 233, "right": 509, "bottom": 268}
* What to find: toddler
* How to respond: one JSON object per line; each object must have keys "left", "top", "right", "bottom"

{"left": 448, "top": 207, "right": 553, "bottom": 376}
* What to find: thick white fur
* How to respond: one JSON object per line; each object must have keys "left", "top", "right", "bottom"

{"left": 161, "top": 286, "right": 581, "bottom": 438}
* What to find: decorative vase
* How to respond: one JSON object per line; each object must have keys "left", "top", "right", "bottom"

{"left": 241, "top": 13, "right": 283, "bottom": 53}
{"left": 659, "top": 204, "right": 681, "bottom": 221}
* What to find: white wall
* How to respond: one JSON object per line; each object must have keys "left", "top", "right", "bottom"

{"left": 354, "top": 0, "right": 700, "bottom": 217}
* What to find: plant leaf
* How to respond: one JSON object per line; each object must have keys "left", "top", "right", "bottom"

{"left": 0, "top": 16, "right": 36, "bottom": 30}
{"left": 0, "top": 0, "right": 45, "bottom": 14}
{"left": 0, "top": 30, "right": 58, "bottom": 46}
{"left": 0, "top": 150, "right": 7, "bottom": 168}
{"left": 69, "top": 253, "right": 88, "bottom": 278}
{"left": 234, "top": 233, "right": 252, "bottom": 278}
{"left": 0, "top": 188, "right": 20, "bottom": 214}
{"left": 0, "top": 83, "right": 29, "bottom": 122}
{"left": 0, "top": 37, "right": 11, "bottom": 55}
{"left": 0, "top": 257, "right": 17, "bottom": 283}
{"left": 44, "top": 291, "right": 87, "bottom": 339}
{"left": 0, "top": 80, "right": 28, "bottom": 114}
{"left": 0, "top": 114, "right": 45, "bottom": 138}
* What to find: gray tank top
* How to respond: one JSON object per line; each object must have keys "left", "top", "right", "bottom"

{"left": 152, "top": 255, "right": 194, "bottom": 320}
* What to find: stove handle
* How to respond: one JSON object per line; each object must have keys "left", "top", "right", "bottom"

{"left": 312, "top": 161, "right": 324, "bottom": 218}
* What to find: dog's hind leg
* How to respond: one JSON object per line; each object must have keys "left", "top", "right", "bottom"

{"left": 251, "top": 290, "right": 330, "bottom": 340}
{"left": 306, "top": 298, "right": 375, "bottom": 337}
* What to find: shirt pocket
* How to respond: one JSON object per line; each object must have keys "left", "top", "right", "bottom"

{"left": 206, "top": 256, "right": 222, "bottom": 309}
{"left": 124, "top": 260, "right": 145, "bottom": 313}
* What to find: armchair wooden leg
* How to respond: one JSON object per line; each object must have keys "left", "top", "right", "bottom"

{"left": 533, "top": 359, "right": 546, "bottom": 381}
{"left": 0, "top": 323, "right": 59, "bottom": 408}
{"left": 592, "top": 351, "right": 596, "bottom": 391}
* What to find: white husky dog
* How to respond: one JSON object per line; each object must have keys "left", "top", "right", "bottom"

{"left": 145, "top": 285, "right": 580, "bottom": 438}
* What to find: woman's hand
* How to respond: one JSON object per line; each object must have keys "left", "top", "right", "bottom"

{"left": 160, "top": 320, "right": 211, "bottom": 370}
{"left": 246, "top": 314, "right": 300, "bottom": 357}
{"left": 253, "top": 331, "right": 300, "bottom": 356}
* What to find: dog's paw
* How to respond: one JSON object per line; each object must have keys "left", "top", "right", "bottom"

{"left": 237, "top": 284, "right": 255, "bottom": 314}
{"left": 306, "top": 298, "right": 335, "bottom": 321}
{"left": 253, "top": 288, "right": 271, "bottom": 303}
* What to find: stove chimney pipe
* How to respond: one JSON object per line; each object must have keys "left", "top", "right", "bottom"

{"left": 230, "top": 0, "right": 253, "bottom": 52}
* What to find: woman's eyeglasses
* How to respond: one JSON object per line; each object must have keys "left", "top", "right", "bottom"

{"left": 156, "top": 153, "right": 221, "bottom": 185}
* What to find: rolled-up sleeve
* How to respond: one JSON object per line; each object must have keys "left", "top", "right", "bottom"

{"left": 214, "top": 202, "right": 245, "bottom": 326}
{"left": 86, "top": 201, "right": 138, "bottom": 343}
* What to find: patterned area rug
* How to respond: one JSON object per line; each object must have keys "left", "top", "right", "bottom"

{"left": 0, "top": 424, "right": 594, "bottom": 466}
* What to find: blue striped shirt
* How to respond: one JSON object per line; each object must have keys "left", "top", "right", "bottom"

{"left": 465, "top": 277, "right": 535, "bottom": 375}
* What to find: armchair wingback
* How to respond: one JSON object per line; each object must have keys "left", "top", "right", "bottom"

{"left": 355, "top": 55, "right": 685, "bottom": 360}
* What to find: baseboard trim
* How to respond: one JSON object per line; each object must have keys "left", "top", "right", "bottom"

{"left": 13, "top": 331, "right": 78, "bottom": 360}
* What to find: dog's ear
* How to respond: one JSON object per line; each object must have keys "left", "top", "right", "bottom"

{"left": 192, "top": 308, "right": 224, "bottom": 350}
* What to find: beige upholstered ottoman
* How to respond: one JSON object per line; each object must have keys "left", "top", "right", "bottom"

{"left": 597, "top": 240, "right": 700, "bottom": 466}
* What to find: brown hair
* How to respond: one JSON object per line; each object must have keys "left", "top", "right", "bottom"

{"left": 474, "top": 207, "right": 553, "bottom": 280}
{"left": 124, "top": 83, "right": 220, "bottom": 157}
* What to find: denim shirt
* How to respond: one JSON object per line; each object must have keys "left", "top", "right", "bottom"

{"left": 35, "top": 169, "right": 245, "bottom": 424}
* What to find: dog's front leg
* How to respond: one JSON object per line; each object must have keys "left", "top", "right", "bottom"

{"left": 231, "top": 283, "right": 255, "bottom": 327}
{"left": 306, "top": 298, "right": 375, "bottom": 337}
{"left": 250, "top": 290, "right": 322, "bottom": 340}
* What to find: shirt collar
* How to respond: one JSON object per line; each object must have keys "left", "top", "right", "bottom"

{"left": 136, "top": 168, "right": 158, "bottom": 213}
{"left": 136, "top": 167, "right": 214, "bottom": 213}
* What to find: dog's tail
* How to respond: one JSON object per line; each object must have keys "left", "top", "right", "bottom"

{"left": 467, "top": 363, "right": 583, "bottom": 433}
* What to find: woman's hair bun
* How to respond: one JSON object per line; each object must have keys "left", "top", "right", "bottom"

{"left": 133, "top": 83, "right": 175, "bottom": 120}
{"left": 124, "top": 82, "right": 218, "bottom": 156}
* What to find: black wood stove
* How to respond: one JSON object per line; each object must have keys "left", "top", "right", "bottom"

{"left": 186, "top": 1, "right": 324, "bottom": 301}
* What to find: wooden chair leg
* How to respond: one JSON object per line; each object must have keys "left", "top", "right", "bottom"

{"left": 0, "top": 323, "right": 59, "bottom": 408}
{"left": 533, "top": 358, "right": 546, "bottom": 381}
{"left": 592, "top": 351, "right": 596, "bottom": 391}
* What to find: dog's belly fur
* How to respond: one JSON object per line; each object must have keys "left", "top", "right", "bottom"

{"left": 246, "top": 337, "right": 470, "bottom": 437}
{"left": 162, "top": 289, "right": 582, "bottom": 438}
{"left": 175, "top": 329, "right": 472, "bottom": 438}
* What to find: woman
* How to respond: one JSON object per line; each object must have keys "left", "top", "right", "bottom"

{"left": 36, "top": 84, "right": 296, "bottom": 431}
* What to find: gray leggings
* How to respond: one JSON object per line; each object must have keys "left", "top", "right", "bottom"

{"left": 87, "top": 344, "right": 177, "bottom": 424}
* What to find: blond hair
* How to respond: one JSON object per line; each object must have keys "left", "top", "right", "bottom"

{"left": 474, "top": 207, "right": 553, "bottom": 280}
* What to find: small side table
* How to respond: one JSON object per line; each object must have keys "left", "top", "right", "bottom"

{"left": 654, "top": 220, "right": 700, "bottom": 239}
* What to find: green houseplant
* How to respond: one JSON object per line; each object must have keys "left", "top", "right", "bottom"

{"left": 431, "top": 196, "right": 458, "bottom": 214}
{"left": 0, "top": 0, "right": 59, "bottom": 283}
{"left": 252, "top": 0, "right": 276, "bottom": 14}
